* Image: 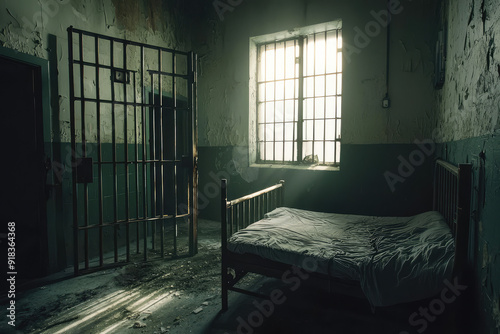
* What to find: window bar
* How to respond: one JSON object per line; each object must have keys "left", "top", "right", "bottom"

{"left": 293, "top": 39, "right": 297, "bottom": 162}
{"left": 334, "top": 29, "right": 339, "bottom": 164}
{"left": 141, "top": 46, "right": 148, "bottom": 261}
{"left": 273, "top": 41, "right": 277, "bottom": 162}
{"left": 111, "top": 40, "right": 119, "bottom": 264}
{"left": 173, "top": 52, "right": 178, "bottom": 257}
{"left": 78, "top": 32, "right": 90, "bottom": 271}
{"left": 158, "top": 50, "right": 165, "bottom": 258}
{"left": 312, "top": 34, "right": 316, "bottom": 161}
{"left": 94, "top": 35, "right": 103, "bottom": 269}
{"left": 68, "top": 28, "right": 79, "bottom": 275}
{"left": 263, "top": 44, "right": 267, "bottom": 161}
{"left": 297, "top": 37, "right": 304, "bottom": 162}
{"left": 282, "top": 41, "right": 286, "bottom": 163}
{"left": 124, "top": 42, "right": 130, "bottom": 262}
{"left": 323, "top": 31, "right": 327, "bottom": 164}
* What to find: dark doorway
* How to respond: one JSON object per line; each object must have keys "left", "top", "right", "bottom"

{"left": 0, "top": 55, "right": 48, "bottom": 283}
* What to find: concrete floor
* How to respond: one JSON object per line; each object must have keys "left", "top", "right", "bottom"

{"left": 0, "top": 219, "right": 462, "bottom": 334}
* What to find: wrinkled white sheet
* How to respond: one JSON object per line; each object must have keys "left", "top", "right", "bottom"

{"left": 227, "top": 207, "right": 454, "bottom": 306}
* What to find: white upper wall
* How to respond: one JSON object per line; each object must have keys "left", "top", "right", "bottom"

{"left": 195, "top": 0, "right": 440, "bottom": 146}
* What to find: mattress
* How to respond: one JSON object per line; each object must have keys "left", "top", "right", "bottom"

{"left": 227, "top": 207, "right": 454, "bottom": 306}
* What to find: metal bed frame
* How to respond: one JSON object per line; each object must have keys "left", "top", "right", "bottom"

{"left": 220, "top": 159, "right": 472, "bottom": 311}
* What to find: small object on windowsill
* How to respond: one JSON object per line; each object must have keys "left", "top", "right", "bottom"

{"left": 302, "top": 154, "right": 319, "bottom": 164}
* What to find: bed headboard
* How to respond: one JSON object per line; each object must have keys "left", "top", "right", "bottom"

{"left": 433, "top": 159, "right": 472, "bottom": 275}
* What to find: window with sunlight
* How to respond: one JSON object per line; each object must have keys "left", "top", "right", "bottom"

{"left": 256, "top": 26, "right": 342, "bottom": 166}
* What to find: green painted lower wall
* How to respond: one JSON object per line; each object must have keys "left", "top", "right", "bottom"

{"left": 198, "top": 142, "right": 436, "bottom": 221}
{"left": 436, "top": 134, "right": 500, "bottom": 334}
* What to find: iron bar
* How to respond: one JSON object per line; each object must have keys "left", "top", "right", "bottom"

{"left": 124, "top": 42, "right": 130, "bottom": 262}
{"left": 111, "top": 40, "right": 119, "bottom": 264}
{"left": 68, "top": 27, "right": 79, "bottom": 275}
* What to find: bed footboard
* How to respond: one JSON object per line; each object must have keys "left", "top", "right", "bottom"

{"left": 220, "top": 179, "right": 284, "bottom": 311}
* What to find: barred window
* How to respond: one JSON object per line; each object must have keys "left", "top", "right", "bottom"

{"left": 256, "top": 27, "right": 342, "bottom": 165}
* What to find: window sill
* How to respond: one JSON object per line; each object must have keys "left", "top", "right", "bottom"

{"left": 250, "top": 163, "right": 340, "bottom": 172}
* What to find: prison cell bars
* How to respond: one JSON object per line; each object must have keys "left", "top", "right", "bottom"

{"left": 68, "top": 26, "right": 197, "bottom": 275}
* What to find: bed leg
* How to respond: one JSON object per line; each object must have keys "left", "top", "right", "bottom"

{"left": 222, "top": 281, "right": 228, "bottom": 311}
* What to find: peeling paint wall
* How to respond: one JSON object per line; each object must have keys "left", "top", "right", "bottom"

{"left": 435, "top": 0, "right": 500, "bottom": 142}
{"left": 436, "top": 0, "right": 500, "bottom": 333}
{"left": 194, "top": 0, "right": 439, "bottom": 147}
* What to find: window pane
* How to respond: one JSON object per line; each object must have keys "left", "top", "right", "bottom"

{"left": 326, "top": 97, "right": 335, "bottom": 118}
{"left": 258, "top": 124, "right": 265, "bottom": 140}
{"left": 315, "top": 120, "right": 325, "bottom": 141}
{"left": 258, "top": 83, "right": 266, "bottom": 102}
{"left": 276, "top": 80, "right": 285, "bottom": 100}
{"left": 266, "top": 82, "right": 274, "bottom": 101}
{"left": 285, "top": 40, "right": 296, "bottom": 79}
{"left": 265, "top": 102, "right": 274, "bottom": 122}
{"left": 266, "top": 142, "right": 274, "bottom": 161}
{"left": 338, "top": 30, "right": 343, "bottom": 49}
{"left": 305, "top": 77, "right": 314, "bottom": 98}
{"left": 285, "top": 100, "right": 295, "bottom": 122}
{"left": 259, "top": 142, "right": 265, "bottom": 160}
{"left": 285, "top": 79, "right": 295, "bottom": 99}
{"left": 315, "top": 75, "right": 325, "bottom": 96}
{"left": 275, "top": 101, "right": 284, "bottom": 122}
{"left": 304, "top": 120, "right": 314, "bottom": 140}
{"left": 266, "top": 124, "right": 274, "bottom": 141}
{"left": 285, "top": 122, "right": 294, "bottom": 141}
{"left": 275, "top": 142, "right": 284, "bottom": 161}
{"left": 325, "top": 120, "right": 335, "bottom": 140}
{"left": 314, "top": 141, "right": 324, "bottom": 163}
{"left": 337, "top": 51, "right": 342, "bottom": 72}
{"left": 336, "top": 119, "right": 341, "bottom": 139}
{"left": 315, "top": 33, "right": 326, "bottom": 75}
{"left": 284, "top": 142, "right": 293, "bottom": 161}
{"left": 315, "top": 97, "right": 325, "bottom": 119}
{"left": 304, "top": 98, "right": 314, "bottom": 120}
{"left": 275, "top": 123, "right": 284, "bottom": 141}
{"left": 265, "top": 44, "right": 275, "bottom": 81}
{"left": 325, "top": 141, "right": 334, "bottom": 164}
{"left": 326, "top": 31, "right": 337, "bottom": 73}
{"left": 306, "top": 37, "right": 315, "bottom": 76}
{"left": 259, "top": 45, "right": 266, "bottom": 80}
{"left": 258, "top": 103, "right": 265, "bottom": 122}
{"left": 326, "top": 74, "right": 336, "bottom": 96}
{"left": 302, "top": 141, "right": 313, "bottom": 160}
{"left": 276, "top": 42, "right": 285, "bottom": 80}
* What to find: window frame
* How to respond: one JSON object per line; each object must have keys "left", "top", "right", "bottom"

{"left": 249, "top": 21, "right": 343, "bottom": 168}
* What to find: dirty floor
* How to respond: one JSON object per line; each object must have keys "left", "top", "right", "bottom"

{"left": 0, "top": 219, "right": 462, "bottom": 334}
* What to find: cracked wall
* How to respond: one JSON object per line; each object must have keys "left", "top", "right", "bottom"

{"left": 436, "top": 0, "right": 500, "bottom": 332}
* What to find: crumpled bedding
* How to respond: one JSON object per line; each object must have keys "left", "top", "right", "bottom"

{"left": 227, "top": 207, "right": 454, "bottom": 306}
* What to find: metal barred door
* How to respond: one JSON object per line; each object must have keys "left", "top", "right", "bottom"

{"left": 68, "top": 27, "right": 198, "bottom": 275}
